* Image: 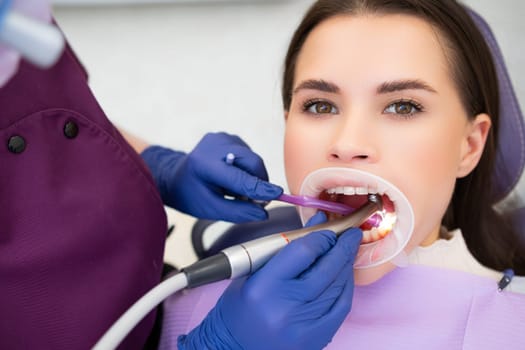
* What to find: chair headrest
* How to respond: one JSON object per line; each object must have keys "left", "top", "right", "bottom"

{"left": 468, "top": 8, "right": 525, "bottom": 211}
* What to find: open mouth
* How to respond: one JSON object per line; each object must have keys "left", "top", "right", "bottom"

{"left": 319, "top": 188, "right": 397, "bottom": 244}
{"left": 298, "top": 167, "right": 414, "bottom": 268}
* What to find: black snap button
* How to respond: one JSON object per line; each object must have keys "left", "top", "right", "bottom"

{"left": 64, "top": 121, "right": 79, "bottom": 139}
{"left": 7, "top": 135, "right": 26, "bottom": 154}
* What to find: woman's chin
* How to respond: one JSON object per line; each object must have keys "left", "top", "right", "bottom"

{"left": 353, "top": 262, "right": 397, "bottom": 285}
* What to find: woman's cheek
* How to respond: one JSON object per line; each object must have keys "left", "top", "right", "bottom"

{"left": 284, "top": 127, "right": 311, "bottom": 194}
{"left": 397, "top": 167, "right": 457, "bottom": 250}
{"left": 284, "top": 119, "right": 331, "bottom": 193}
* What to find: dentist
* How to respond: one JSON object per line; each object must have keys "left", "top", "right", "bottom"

{"left": 0, "top": 2, "right": 283, "bottom": 348}
{"left": 0, "top": 2, "right": 362, "bottom": 349}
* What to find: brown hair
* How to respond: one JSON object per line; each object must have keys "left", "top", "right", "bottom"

{"left": 282, "top": 0, "right": 525, "bottom": 274}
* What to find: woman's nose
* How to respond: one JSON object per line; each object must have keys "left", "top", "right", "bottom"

{"left": 327, "top": 113, "right": 378, "bottom": 163}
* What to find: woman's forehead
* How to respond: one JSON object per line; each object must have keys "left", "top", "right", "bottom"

{"left": 294, "top": 14, "right": 453, "bottom": 92}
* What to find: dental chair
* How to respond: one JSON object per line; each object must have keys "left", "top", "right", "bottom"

{"left": 190, "top": 7, "right": 525, "bottom": 261}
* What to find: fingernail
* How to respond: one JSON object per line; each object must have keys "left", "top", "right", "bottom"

{"left": 258, "top": 181, "right": 283, "bottom": 198}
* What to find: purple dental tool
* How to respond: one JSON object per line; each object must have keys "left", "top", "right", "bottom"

{"left": 223, "top": 153, "right": 382, "bottom": 226}
{"left": 277, "top": 193, "right": 382, "bottom": 227}
{"left": 278, "top": 193, "right": 354, "bottom": 215}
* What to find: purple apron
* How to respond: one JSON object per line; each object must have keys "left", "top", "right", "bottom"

{"left": 0, "top": 43, "right": 167, "bottom": 348}
{"left": 160, "top": 265, "right": 525, "bottom": 349}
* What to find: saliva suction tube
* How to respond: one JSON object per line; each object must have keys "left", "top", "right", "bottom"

{"left": 93, "top": 195, "right": 382, "bottom": 349}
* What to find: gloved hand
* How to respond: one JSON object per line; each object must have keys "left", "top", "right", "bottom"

{"left": 178, "top": 212, "right": 363, "bottom": 350}
{"left": 140, "top": 132, "right": 283, "bottom": 223}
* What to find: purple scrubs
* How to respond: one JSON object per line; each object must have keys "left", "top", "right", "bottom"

{"left": 0, "top": 43, "right": 167, "bottom": 348}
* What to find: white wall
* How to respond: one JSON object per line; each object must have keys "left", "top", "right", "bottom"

{"left": 52, "top": 0, "right": 525, "bottom": 266}
{"left": 53, "top": 0, "right": 306, "bottom": 191}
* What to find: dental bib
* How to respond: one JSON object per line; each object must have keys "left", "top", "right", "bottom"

{"left": 159, "top": 266, "right": 525, "bottom": 350}
{"left": 298, "top": 168, "right": 415, "bottom": 268}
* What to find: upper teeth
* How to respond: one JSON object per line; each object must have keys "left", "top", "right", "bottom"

{"left": 326, "top": 186, "right": 379, "bottom": 195}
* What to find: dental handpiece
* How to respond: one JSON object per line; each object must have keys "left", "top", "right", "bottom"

{"left": 183, "top": 194, "right": 382, "bottom": 288}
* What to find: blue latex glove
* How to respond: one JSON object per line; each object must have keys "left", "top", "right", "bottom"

{"left": 178, "top": 212, "right": 363, "bottom": 350}
{"left": 141, "top": 132, "right": 283, "bottom": 223}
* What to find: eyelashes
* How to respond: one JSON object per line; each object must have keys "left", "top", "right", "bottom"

{"left": 301, "top": 98, "right": 424, "bottom": 118}
{"left": 383, "top": 99, "right": 424, "bottom": 117}
{"left": 302, "top": 98, "right": 339, "bottom": 115}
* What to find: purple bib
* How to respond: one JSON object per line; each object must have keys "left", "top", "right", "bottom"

{"left": 160, "top": 265, "right": 525, "bottom": 349}
{"left": 0, "top": 43, "right": 167, "bottom": 348}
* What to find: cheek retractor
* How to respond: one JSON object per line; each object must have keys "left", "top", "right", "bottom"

{"left": 298, "top": 167, "right": 415, "bottom": 269}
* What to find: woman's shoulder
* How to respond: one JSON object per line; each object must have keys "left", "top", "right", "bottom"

{"left": 408, "top": 229, "right": 525, "bottom": 294}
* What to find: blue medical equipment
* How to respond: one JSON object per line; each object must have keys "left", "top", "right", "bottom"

{"left": 0, "top": 0, "right": 64, "bottom": 68}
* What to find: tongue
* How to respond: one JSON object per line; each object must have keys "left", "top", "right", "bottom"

{"left": 320, "top": 192, "right": 369, "bottom": 210}
{"left": 339, "top": 194, "right": 370, "bottom": 209}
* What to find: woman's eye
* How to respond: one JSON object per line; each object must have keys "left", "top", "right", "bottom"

{"left": 304, "top": 100, "right": 338, "bottom": 114}
{"left": 384, "top": 100, "right": 422, "bottom": 116}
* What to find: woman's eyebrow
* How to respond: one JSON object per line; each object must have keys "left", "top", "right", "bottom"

{"left": 377, "top": 79, "right": 437, "bottom": 94}
{"left": 293, "top": 79, "right": 340, "bottom": 94}
{"left": 293, "top": 79, "right": 437, "bottom": 95}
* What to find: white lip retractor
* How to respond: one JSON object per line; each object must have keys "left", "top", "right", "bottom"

{"left": 298, "top": 167, "right": 415, "bottom": 268}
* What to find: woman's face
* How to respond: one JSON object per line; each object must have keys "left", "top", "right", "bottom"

{"left": 284, "top": 14, "right": 490, "bottom": 284}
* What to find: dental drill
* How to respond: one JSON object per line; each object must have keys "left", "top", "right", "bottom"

{"left": 186, "top": 193, "right": 381, "bottom": 287}
{"left": 93, "top": 194, "right": 382, "bottom": 350}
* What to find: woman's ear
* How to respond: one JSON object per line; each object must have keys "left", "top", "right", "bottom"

{"left": 284, "top": 110, "right": 289, "bottom": 120}
{"left": 457, "top": 113, "right": 492, "bottom": 178}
